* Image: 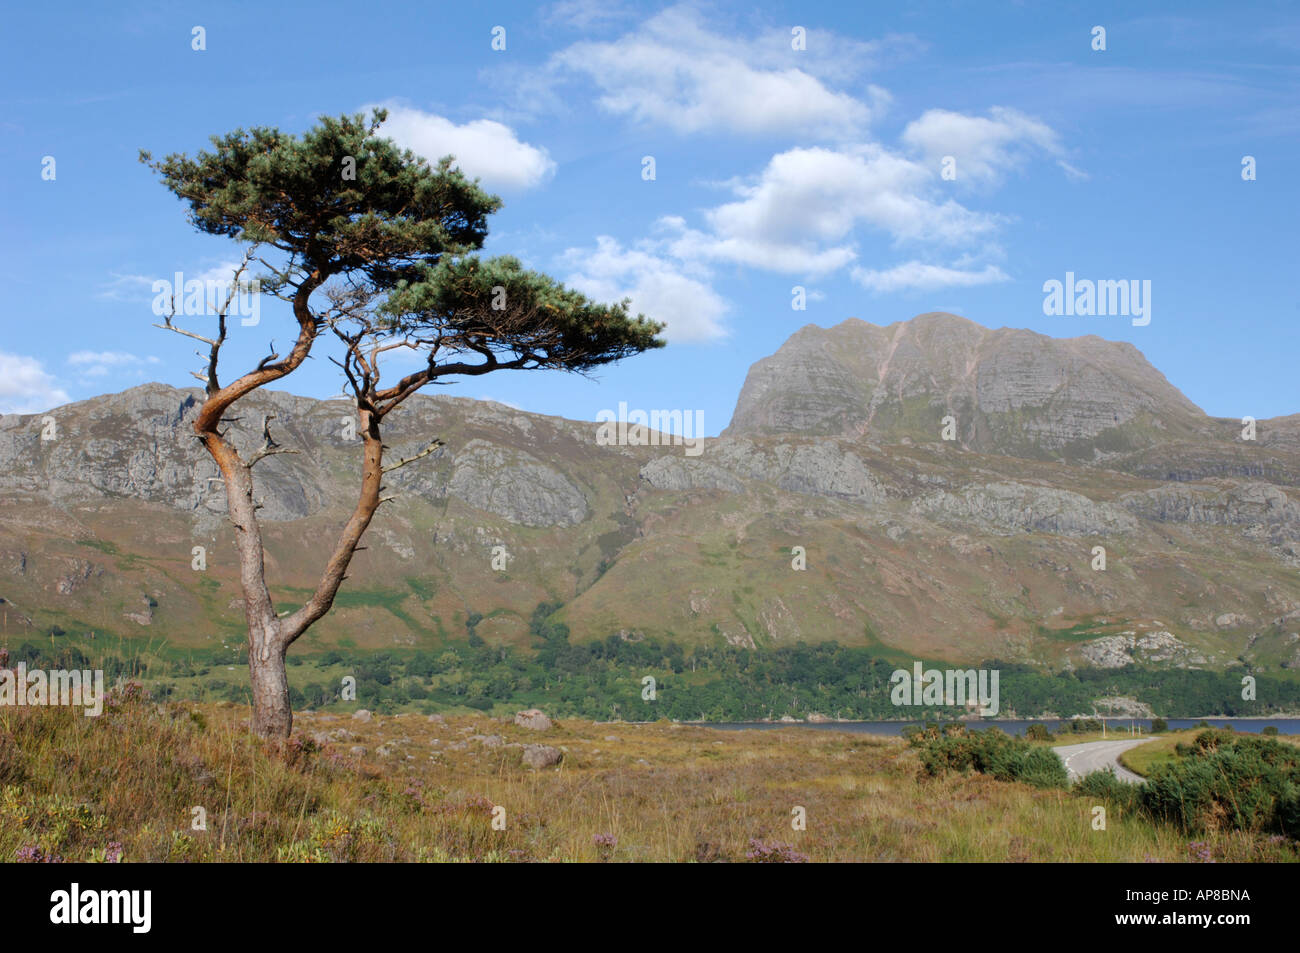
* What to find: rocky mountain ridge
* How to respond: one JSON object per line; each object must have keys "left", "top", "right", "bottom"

{"left": 2, "top": 313, "right": 1298, "bottom": 673}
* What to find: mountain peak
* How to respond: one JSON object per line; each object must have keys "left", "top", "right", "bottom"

{"left": 722, "top": 311, "right": 1205, "bottom": 458}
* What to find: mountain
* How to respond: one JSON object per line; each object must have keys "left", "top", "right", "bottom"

{"left": 727, "top": 312, "right": 1205, "bottom": 449}
{"left": 2, "top": 313, "right": 1299, "bottom": 673}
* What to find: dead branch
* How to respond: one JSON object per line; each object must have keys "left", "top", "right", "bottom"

{"left": 381, "top": 437, "right": 445, "bottom": 473}
{"left": 248, "top": 413, "right": 300, "bottom": 468}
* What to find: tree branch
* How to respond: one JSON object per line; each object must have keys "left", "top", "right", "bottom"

{"left": 247, "top": 413, "right": 300, "bottom": 468}
{"left": 381, "top": 438, "right": 444, "bottom": 473}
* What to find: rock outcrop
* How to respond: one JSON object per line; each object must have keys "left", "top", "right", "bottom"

{"left": 723, "top": 313, "right": 1207, "bottom": 458}
{"left": 911, "top": 482, "right": 1135, "bottom": 537}
{"left": 1078, "top": 631, "right": 1208, "bottom": 669}
{"left": 640, "top": 439, "right": 886, "bottom": 505}
{"left": 448, "top": 441, "right": 588, "bottom": 528}
{"left": 1121, "top": 482, "right": 1300, "bottom": 536}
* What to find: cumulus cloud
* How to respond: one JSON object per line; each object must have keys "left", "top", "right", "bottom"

{"left": 851, "top": 261, "right": 1010, "bottom": 292}
{"left": 663, "top": 145, "right": 999, "bottom": 275}
{"left": 561, "top": 236, "right": 729, "bottom": 343}
{"left": 902, "top": 106, "right": 1078, "bottom": 185}
{"left": 369, "top": 103, "right": 556, "bottom": 190}
{"left": 553, "top": 7, "right": 883, "bottom": 137}
{"left": 0, "top": 352, "right": 71, "bottom": 414}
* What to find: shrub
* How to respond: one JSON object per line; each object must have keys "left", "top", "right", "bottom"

{"left": 1019, "top": 746, "right": 1070, "bottom": 788}
{"left": 1150, "top": 717, "right": 1168, "bottom": 733}
{"left": 908, "top": 726, "right": 1067, "bottom": 789}
{"left": 1075, "top": 767, "right": 1140, "bottom": 814}
{"left": 1140, "top": 734, "right": 1300, "bottom": 838}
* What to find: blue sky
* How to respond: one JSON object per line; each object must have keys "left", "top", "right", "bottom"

{"left": 2, "top": 0, "right": 1297, "bottom": 432}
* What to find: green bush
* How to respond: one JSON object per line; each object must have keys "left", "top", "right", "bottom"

{"left": 1019, "top": 746, "right": 1070, "bottom": 788}
{"left": 908, "top": 725, "right": 1067, "bottom": 789}
{"left": 1150, "top": 717, "right": 1168, "bottom": 733}
{"left": 1140, "top": 734, "right": 1300, "bottom": 838}
{"left": 1075, "top": 767, "right": 1140, "bottom": 814}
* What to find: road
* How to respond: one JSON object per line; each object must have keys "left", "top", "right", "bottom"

{"left": 1051, "top": 738, "right": 1148, "bottom": 784}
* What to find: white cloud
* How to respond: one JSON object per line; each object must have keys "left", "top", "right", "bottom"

{"left": 99, "top": 260, "right": 257, "bottom": 304}
{"left": 67, "top": 351, "right": 160, "bottom": 377}
{"left": 553, "top": 7, "right": 882, "bottom": 137}
{"left": 0, "top": 352, "right": 71, "bottom": 414}
{"left": 851, "top": 261, "right": 1010, "bottom": 292}
{"left": 369, "top": 103, "right": 556, "bottom": 190}
{"left": 1057, "top": 159, "right": 1090, "bottom": 182}
{"left": 544, "top": 0, "right": 633, "bottom": 31}
{"left": 663, "top": 145, "right": 999, "bottom": 275}
{"left": 561, "top": 236, "right": 729, "bottom": 343}
{"left": 193, "top": 261, "right": 255, "bottom": 285}
{"left": 901, "top": 106, "right": 1077, "bottom": 185}
{"left": 97, "top": 272, "right": 155, "bottom": 301}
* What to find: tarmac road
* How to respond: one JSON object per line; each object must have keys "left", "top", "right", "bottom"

{"left": 1052, "top": 738, "right": 1148, "bottom": 784}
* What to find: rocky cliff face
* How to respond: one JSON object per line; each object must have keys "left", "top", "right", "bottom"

{"left": 723, "top": 313, "right": 1209, "bottom": 460}
{"left": 1, "top": 313, "right": 1297, "bottom": 673}
{"left": 640, "top": 439, "right": 887, "bottom": 504}
{"left": 0, "top": 384, "right": 592, "bottom": 530}
{"left": 910, "top": 482, "right": 1137, "bottom": 537}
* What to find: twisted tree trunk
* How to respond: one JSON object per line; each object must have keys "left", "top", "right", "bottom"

{"left": 189, "top": 274, "right": 390, "bottom": 739}
{"left": 198, "top": 406, "right": 385, "bottom": 739}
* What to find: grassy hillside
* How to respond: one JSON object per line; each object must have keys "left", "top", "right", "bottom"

{"left": 3, "top": 381, "right": 1299, "bottom": 673}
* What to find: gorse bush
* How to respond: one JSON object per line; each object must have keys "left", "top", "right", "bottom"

{"left": 1075, "top": 767, "right": 1141, "bottom": 815}
{"left": 906, "top": 724, "right": 1068, "bottom": 789}
{"left": 1140, "top": 731, "right": 1300, "bottom": 838}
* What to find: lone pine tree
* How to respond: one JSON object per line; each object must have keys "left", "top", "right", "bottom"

{"left": 141, "top": 110, "right": 663, "bottom": 738}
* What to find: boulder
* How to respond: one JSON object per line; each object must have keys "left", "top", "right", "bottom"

{"left": 522, "top": 744, "right": 563, "bottom": 769}
{"left": 514, "top": 709, "right": 552, "bottom": 731}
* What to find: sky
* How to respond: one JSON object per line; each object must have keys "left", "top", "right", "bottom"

{"left": 1, "top": 0, "right": 1297, "bottom": 433}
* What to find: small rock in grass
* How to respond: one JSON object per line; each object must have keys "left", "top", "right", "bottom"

{"left": 522, "top": 744, "right": 563, "bottom": 769}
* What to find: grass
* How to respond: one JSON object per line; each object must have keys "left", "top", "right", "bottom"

{"left": 1119, "top": 731, "right": 1199, "bottom": 777}
{"left": 1, "top": 697, "right": 1295, "bottom": 863}
{"left": 1039, "top": 730, "right": 1147, "bottom": 747}
{"left": 1119, "top": 730, "right": 1300, "bottom": 777}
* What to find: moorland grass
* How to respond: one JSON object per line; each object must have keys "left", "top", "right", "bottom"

{"left": 0, "top": 696, "right": 1294, "bottom": 863}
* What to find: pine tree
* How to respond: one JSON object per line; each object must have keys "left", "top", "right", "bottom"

{"left": 141, "top": 110, "right": 663, "bottom": 738}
